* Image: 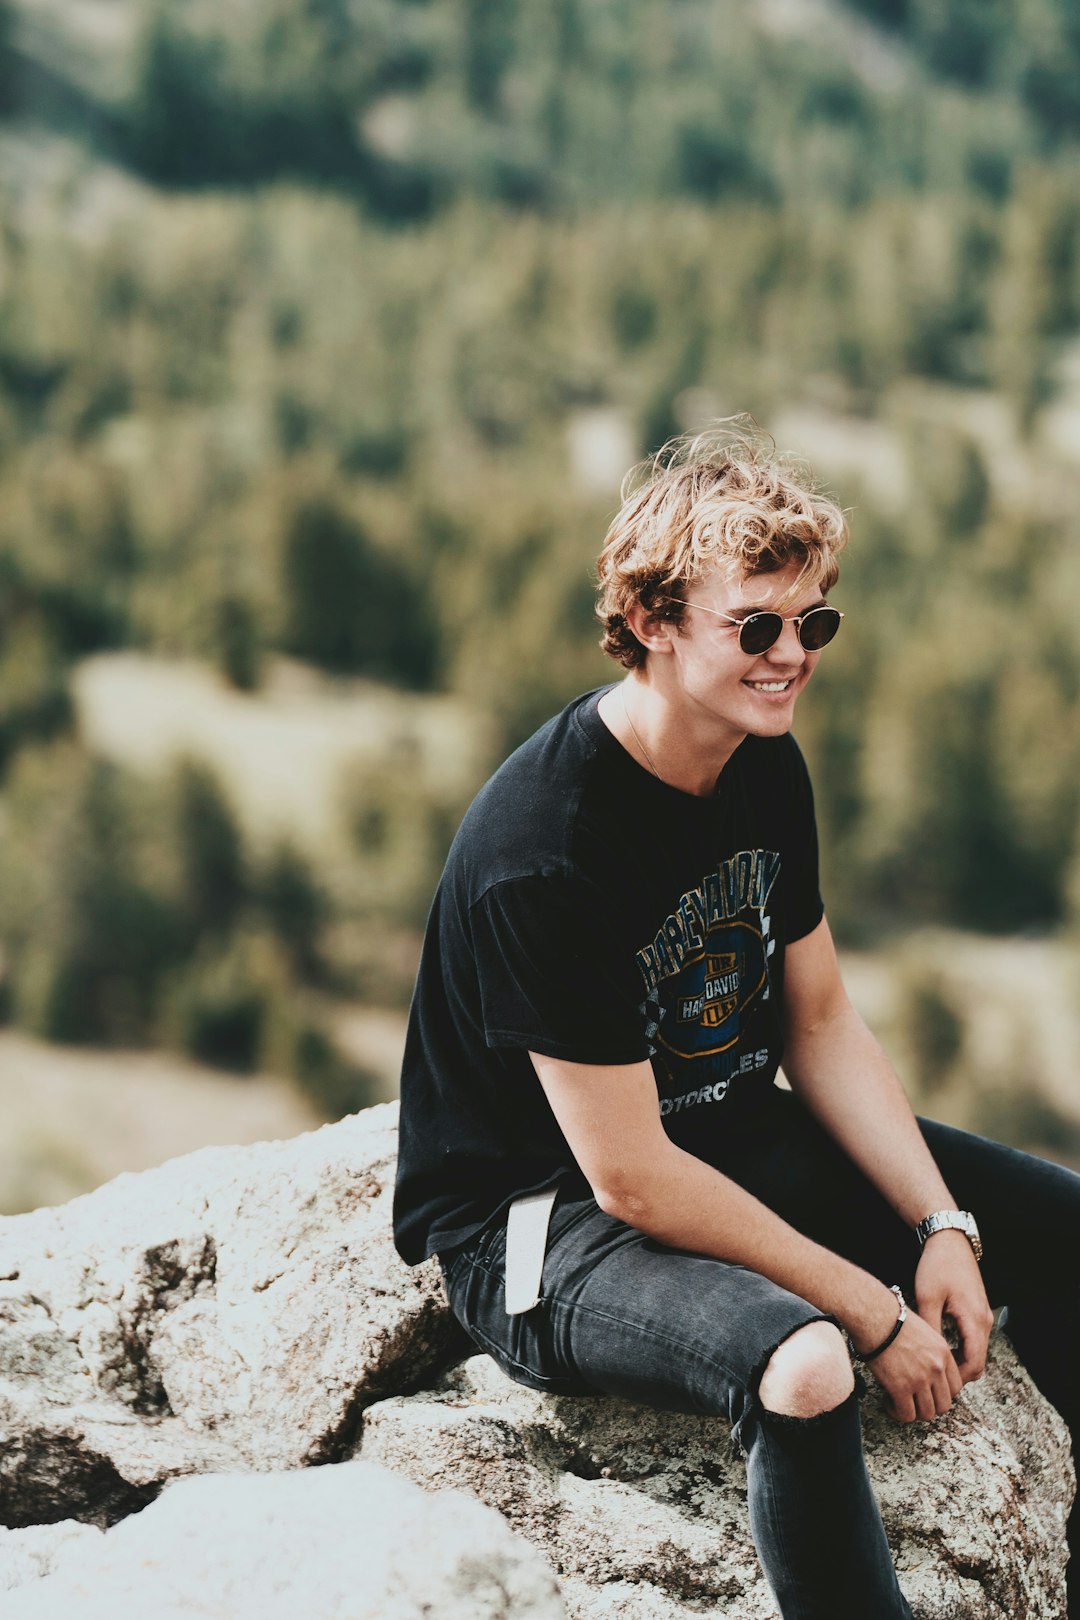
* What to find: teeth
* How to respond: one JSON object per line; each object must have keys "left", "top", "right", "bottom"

{"left": 749, "top": 681, "right": 791, "bottom": 692}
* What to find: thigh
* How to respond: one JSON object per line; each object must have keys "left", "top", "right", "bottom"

{"left": 443, "top": 1192, "right": 833, "bottom": 1427}
{"left": 726, "top": 1091, "right": 1080, "bottom": 1307}
{"left": 916, "top": 1119, "right": 1080, "bottom": 1432}
{"left": 916, "top": 1118, "right": 1080, "bottom": 1305}
{"left": 721, "top": 1092, "right": 922, "bottom": 1290}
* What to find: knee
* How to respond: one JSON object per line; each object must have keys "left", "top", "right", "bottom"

{"left": 757, "top": 1321, "right": 854, "bottom": 1419}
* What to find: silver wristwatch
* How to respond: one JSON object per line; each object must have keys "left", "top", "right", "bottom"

{"left": 915, "top": 1209, "right": 983, "bottom": 1262}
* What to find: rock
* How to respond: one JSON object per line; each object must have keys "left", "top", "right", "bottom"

{"left": 0, "top": 1460, "right": 566, "bottom": 1619}
{"left": 0, "top": 1102, "right": 1073, "bottom": 1618}
{"left": 359, "top": 1343, "right": 1074, "bottom": 1620}
{"left": 0, "top": 1521, "right": 103, "bottom": 1592}
{"left": 0, "top": 1103, "right": 461, "bottom": 1526}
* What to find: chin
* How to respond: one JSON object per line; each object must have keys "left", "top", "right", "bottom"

{"left": 741, "top": 700, "right": 799, "bottom": 736}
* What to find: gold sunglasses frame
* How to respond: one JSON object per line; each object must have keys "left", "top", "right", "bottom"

{"left": 666, "top": 599, "right": 844, "bottom": 654}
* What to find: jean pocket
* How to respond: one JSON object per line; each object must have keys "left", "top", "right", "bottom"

{"left": 466, "top": 1305, "right": 590, "bottom": 1397}
{"left": 545, "top": 1194, "right": 601, "bottom": 1255}
{"left": 446, "top": 1234, "right": 590, "bottom": 1396}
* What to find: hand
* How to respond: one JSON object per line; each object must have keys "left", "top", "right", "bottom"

{"left": 863, "top": 1300, "right": 963, "bottom": 1423}
{"left": 914, "top": 1228, "right": 994, "bottom": 1385}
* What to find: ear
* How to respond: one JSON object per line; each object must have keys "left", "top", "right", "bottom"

{"left": 624, "top": 600, "right": 677, "bottom": 657}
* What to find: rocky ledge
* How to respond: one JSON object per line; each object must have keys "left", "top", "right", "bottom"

{"left": 0, "top": 1104, "right": 1072, "bottom": 1617}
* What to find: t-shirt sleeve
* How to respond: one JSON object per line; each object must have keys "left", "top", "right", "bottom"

{"left": 783, "top": 740, "right": 825, "bottom": 944}
{"left": 470, "top": 873, "right": 650, "bottom": 1065}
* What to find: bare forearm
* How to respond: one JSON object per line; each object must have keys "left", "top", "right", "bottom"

{"left": 530, "top": 1036, "right": 987, "bottom": 1419}
{"left": 784, "top": 1000, "right": 957, "bottom": 1228}
{"left": 603, "top": 1142, "right": 899, "bottom": 1349}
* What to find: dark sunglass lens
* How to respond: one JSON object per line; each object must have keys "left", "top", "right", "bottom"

{"left": 798, "top": 608, "right": 841, "bottom": 650}
{"left": 738, "top": 614, "right": 783, "bottom": 655}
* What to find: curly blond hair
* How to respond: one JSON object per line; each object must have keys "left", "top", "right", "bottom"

{"left": 595, "top": 422, "right": 848, "bottom": 670}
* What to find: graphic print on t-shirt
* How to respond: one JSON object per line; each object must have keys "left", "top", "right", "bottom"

{"left": 635, "top": 848, "right": 780, "bottom": 1110}
{"left": 665, "top": 919, "right": 767, "bottom": 1057}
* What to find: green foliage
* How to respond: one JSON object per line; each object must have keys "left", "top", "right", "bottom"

{"left": 0, "top": 739, "right": 351, "bottom": 1087}
{"left": 279, "top": 494, "right": 438, "bottom": 687}
{"left": 971, "top": 1089, "right": 1080, "bottom": 1158}
{"left": 290, "top": 1023, "right": 380, "bottom": 1119}
{"left": 0, "top": 0, "right": 1078, "bottom": 1022}
{"left": 213, "top": 593, "right": 265, "bottom": 692}
{"left": 0, "top": 169, "right": 1078, "bottom": 941}
{"left": 0, "top": 5, "right": 17, "bottom": 122}
{"left": 893, "top": 966, "right": 965, "bottom": 1099}
{"left": 842, "top": 0, "right": 1080, "bottom": 142}
{"left": 169, "top": 759, "right": 247, "bottom": 942}
{"left": 161, "top": 932, "right": 280, "bottom": 1072}
{"left": 123, "top": 11, "right": 235, "bottom": 185}
{"left": 0, "top": 747, "right": 180, "bottom": 1043}
{"left": 0, "top": 611, "right": 74, "bottom": 774}
{"left": 342, "top": 758, "right": 466, "bottom": 927}
{"left": 168, "top": 933, "right": 381, "bottom": 1113}
{"left": 98, "top": 0, "right": 1080, "bottom": 211}
{"left": 258, "top": 840, "right": 327, "bottom": 981}
{"left": 122, "top": 1, "right": 365, "bottom": 188}
{"left": 804, "top": 495, "right": 1080, "bottom": 938}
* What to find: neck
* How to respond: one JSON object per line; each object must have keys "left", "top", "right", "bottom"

{"left": 599, "top": 676, "right": 743, "bottom": 796}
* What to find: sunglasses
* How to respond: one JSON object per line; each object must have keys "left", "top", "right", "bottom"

{"left": 667, "top": 599, "right": 844, "bottom": 655}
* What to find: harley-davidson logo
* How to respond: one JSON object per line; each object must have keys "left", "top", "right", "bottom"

{"left": 677, "top": 952, "right": 741, "bottom": 1025}
{"left": 658, "top": 920, "right": 767, "bottom": 1061}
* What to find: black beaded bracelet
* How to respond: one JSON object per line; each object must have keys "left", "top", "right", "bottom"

{"left": 859, "top": 1285, "right": 908, "bottom": 1362}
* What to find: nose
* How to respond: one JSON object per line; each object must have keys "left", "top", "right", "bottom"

{"left": 763, "top": 619, "right": 807, "bottom": 666}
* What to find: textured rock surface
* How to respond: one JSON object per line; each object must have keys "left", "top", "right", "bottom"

{"left": 0, "top": 1101, "right": 1073, "bottom": 1618}
{"left": 0, "top": 1521, "right": 103, "bottom": 1591}
{"left": 0, "top": 1103, "right": 461, "bottom": 1525}
{"left": 360, "top": 1345, "right": 1074, "bottom": 1620}
{"left": 0, "top": 1460, "right": 566, "bottom": 1619}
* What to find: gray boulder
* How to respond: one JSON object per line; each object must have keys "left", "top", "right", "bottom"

{"left": 0, "top": 1101, "right": 1073, "bottom": 1618}
{"left": 0, "top": 1103, "right": 461, "bottom": 1525}
{"left": 360, "top": 1346, "right": 1073, "bottom": 1619}
{"left": 0, "top": 1520, "right": 104, "bottom": 1591}
{"left": 0, "top": 1460, "right": 565, "bottom": 1619}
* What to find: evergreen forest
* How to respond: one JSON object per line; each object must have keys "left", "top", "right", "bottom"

{"left": 0, "top": 0, "right": 1079, "bottom": 1135}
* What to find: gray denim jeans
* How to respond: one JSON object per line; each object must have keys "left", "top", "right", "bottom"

{"left": 441, "top": 1089, "right": 1080, "bottom": 1620}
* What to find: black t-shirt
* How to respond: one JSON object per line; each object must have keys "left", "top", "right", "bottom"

{"left": 392, "top": 687, "right": 824, "bottom": 1265}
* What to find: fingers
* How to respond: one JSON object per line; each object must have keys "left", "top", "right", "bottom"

{"left": 953, "top": 1310, "right": 993, "bottom": 1383}
{"left": 894, "top": 1374, "right": 954, "bottom": 1423}
{"left": 946, "top": 1355, "right": 964, "bottom": 1401}
{"left": 874, "top": 1322, "right": 962, "bottom": 1424}
{"left": 955, "top": 1348, "right": 982, "bottom": 1382}
{"left": 916, "top": 1356, "right": 959, "bottom": 1420}
{"left": 914, "top": 1240, "right": 993, "bottom": 1385}
{"left": 912, "top": 1360, "right": 959, "bottom": 1421}
{"left": 893, "top": 1380, "right": 954, "bottom": 1423}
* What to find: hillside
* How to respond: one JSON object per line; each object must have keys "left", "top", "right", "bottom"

{"left": 0, "top": 0, "right": 1078, "bottom": 1173}
{"left": 3, "top": 0, "right": 1077, "bottom": 208}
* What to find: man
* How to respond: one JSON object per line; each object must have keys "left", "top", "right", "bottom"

{"left": 393, "top": 427, "right": 1079, "bottom": 1619}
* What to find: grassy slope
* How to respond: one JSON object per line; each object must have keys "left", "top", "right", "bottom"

{"left": 71, "top": 652, "right": 490, "bottom": 861}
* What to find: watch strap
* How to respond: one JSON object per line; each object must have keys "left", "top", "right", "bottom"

{"left": 915, "top": 1208, "right": 983, "bottom": 1261}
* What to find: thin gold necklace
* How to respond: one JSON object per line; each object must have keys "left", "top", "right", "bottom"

{"left": 621, "top": 687, "right": 663, "bottom": 781}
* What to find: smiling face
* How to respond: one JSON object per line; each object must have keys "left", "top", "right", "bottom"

{"left": 658, "top": 562, "right": 828, "bottom": 755}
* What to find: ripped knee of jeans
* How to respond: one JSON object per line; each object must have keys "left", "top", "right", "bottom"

{"left": 730, "top": 1314, "right": 863, "bottom": 1457}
